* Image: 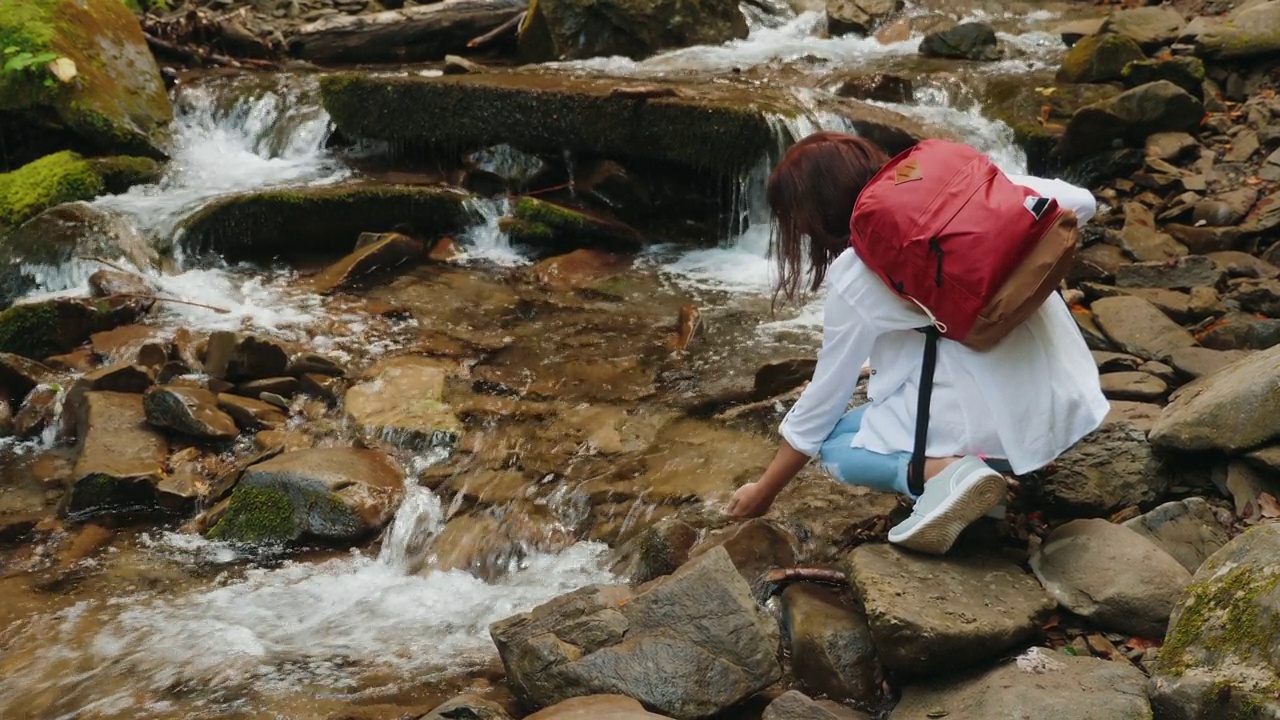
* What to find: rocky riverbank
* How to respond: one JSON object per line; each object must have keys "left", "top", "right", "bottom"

{"left": 3, "top": 0, "right": 1280, "bottom": 718}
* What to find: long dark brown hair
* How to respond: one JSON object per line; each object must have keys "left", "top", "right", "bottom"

{"left": 766, "top": 131, "right": 891, "bottom": 309}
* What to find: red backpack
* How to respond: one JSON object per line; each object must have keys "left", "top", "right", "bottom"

{"left": 848, "top": 139, "right": 1080, "bottom": 493}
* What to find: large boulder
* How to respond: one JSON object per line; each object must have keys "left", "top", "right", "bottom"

{"left": 0, "top": 0, "right": 171, "bottom": 167}
{"left": 206, "top": 447, "right": 405, "bottom": 546}
{"left": 177, "top": 184, "right": 472, "bottom": 261}
{"left": 1030, "top": 518, "right": 1192, "bottom": 638}
{"left": 1022, "top": 420, "right": 1169, "bottom": 516}
{"left": 844, "top": 544, "right": 1056, "bottom": 678}
{"left": 1191, "top": 1, "right": 1280, "bottom": 60}
{"left": 516, "top": 0, "right": 748, "bottom": 63}
{"left": 0, "top": 201, "right": 157, "bottom": 307}
{"left": 1150, "top": 523, "right": 1280, "bottom": 719}
{"left": 1098, "top": 6, "right": 1185, "bottom": 51}
{"left": 65, "top": 391, "right": 169, "bottom": 518}
{"left": 979, "top": 79, "right": 1120, "bottom": 175}
{"left": 1150, "top": 344, "right": 1280, "bottom": 453}
{"left": 0, "top": 152, "right": 158, "bottom": 231}
{"left": 918, "top": 22, "right": 999, "bottom": 61}
{"left": 1056, "top": 33, "right": 1145, "bottom": 84}
{"left": 826, "top": 0, "right": 901, "bottom": 37}
{"left": 489, "top": 545, "right": 782, "bottom": 719}
{"left": 889, "top": 649, "right": 1153, "bottom": 720}
{"left": 1122, "top": 497, "right": 1230, "bottom": 574}
{"left": 780, "top": 584, "right": 881, "bottom": 706}
{"left": 1058, "top": 81, "right": 1204, "bottom": 160}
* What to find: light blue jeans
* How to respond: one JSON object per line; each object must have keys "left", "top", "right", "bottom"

{"left": 818, "top": 405, "right": 1013, "bottom": 497}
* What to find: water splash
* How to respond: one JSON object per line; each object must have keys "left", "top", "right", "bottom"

{"left": 455, "top": 196, "right": 530, "bottom": 267}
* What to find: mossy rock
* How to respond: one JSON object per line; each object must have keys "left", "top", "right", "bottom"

{"left": 1150, "top": 523, "right": 1280, "bottom": 720}
{"left": 0, "top": 150, "right": 161, "bottom": 230}
{"left": 1058, "top": 80, "right": 1204, "bottom": 161}
{"left": 1193, "top": 3, "right": 1280, "bottom": 60}
{"left": 508, "top": 196, "right": 642, "bottom": 254}
{"left": 1055, "top": 33, "right": 1145, "bottom": 84}
{"left": 0, "top": 0, "right": 171, "bottom": 168}
{"left": 319, "top": 72, "right": 928, "bottom": 176}
{"left": 177, "top": 183, "right": 473, "bottom": 261}
{"left": 1122, "top": 56, "right": 1206, "bottom": 100}
{"left": 0, "top": 295, "right": 145, "bottom": 359}
{"left": 981, "top": 76, "right": 1120, "bottom": 175}
{"left": 516, "top": 0, "right": 748, "bottom": 63}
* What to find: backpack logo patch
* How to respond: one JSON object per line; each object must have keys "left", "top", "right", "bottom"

{"left": 895, "top": 159, "right": 923, "bottom": 185}
{"left": 1024, "top": 196, "right": 1051, "bottom": 220}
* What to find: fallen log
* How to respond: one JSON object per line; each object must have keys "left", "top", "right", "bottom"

{"left": 287, "top": 0, "right": 528, "bottom": 64}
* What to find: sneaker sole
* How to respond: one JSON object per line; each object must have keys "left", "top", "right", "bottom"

{"left": 888, "top": 468, "right": 1007, "bottom": 555}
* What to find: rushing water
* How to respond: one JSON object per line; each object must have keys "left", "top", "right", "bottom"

{"left": 0, "top": 1, "right": 1081, "bottom": 716}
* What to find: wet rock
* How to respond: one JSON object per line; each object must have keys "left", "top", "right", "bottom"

{"left": 1059, "top": 81, "right": 1205, "bottom": 161}
{"left": 297, "top": 372, "right": 342, "bottom": 400}
{"left": 179, "top": 184, "right": 472, "bottom": 260}
{"left": 1115, "top": 255, "right": 1224, "bottom": 290}
{"left": 1193, "top": 187, "right": 1259, "bottom": 228}
{"left": 217, "top": 393, "right": 287, "bottom": 431}
{"left": 1115, "top": 202, "right": 1187, "bottom": 262}
{"left": 235, "top": 377, "right": 299, "bottom": 400}
{"left": 1122, "top": 497, "right": 1230, "bottom": 574}
{"left": 1057, "top": 18, "right": 1104, "bottom": 47}
{"left": 226, "top": 336, "right": 289, "bottom": 382}
{"left": 1228, "top": 277, "right": 1280, "bottom": 317}
{"left": 489, "top": 545, "right": 782, "bottom": 718}
{"left": 14, "top": 385, "right": 60, "bottom": 439}
{"left": 310, "top": 231, "right": 424, "bottom": 293}
{"left": 66, "top": 392, "right": 169, "bottom": 518}
{"left": 207, "top": 447, "right": 404, "bottom": 545}
{"left": 1103, "top": 399, "right": 1162, "bottom": 433}
{"left": 287, "top": 0, "right": 525, "bottom": 63}
{"left": 89, "top": 324, "right": 161, "bottom": 363}
{"left": 345, "top": 355, "right": 461, "bottom": 450}
{"left": 143, "top": 386, "right": 240, "bottom": 441}
{"left": 1070, "top": 243, "right": 1127, "bottom": 283}
{"left": 1122, "top": 56, "right": 1206, "bottom": 100}
{"left": 0, "top": 353, "right": 55, "bottom": 406}
{"left": 687, "top": 518, "right": 798, "bottom": 584}
{"left": 1167, "top": 346, "right": 1248, "bottom": 380}
{"left": 529, "top": 249, "right": 633, "bottom": 290}
{"left": 517, "top": 0, "right": 747, "bottom": 63}
{"left": 1056, "top": 33, "right": 1144, "bottom": 84}
{"left": 61, "top": 361, "right": 154, "bottom": 430}
{"left": 609, "top": 517, "right": 701, "bottom": 584}
{"left": 319, "top": 73, "right": 926, "bottom": 177}
{"left": 0, "top": 296, "right": 147, "bottom": 360}
{"left": 754, "top": 358, "right": 817, "bottom": 399}
{"left": 826, "top": 0, "right": 900, "bottom": 37}
{"left": 918, "top": 22, "right": 999, "bottom": 61}
{"left": 523, "top": 695, "right": 671, "bottom": 719}
{"left": 1155, "top": 347, "right": 1280, "bottom": 449}
{"left": 1092, "top": 295, "right": 1196, "bottom": 360}
{"left": 844, "top": 544, "right": 1055, "bottom": 678}
{"left": 1031, "top": 518, "right": 1192, "bottom": 637}
{"left": 1100, "top": 371, "right": 1167, "bottom": 402}
{"left": 831, "top": 72, "right": 913, "bottom": 104}
{"left": 287, "top": 352, "right": 346, "bottom": 377}
{"left": 88, "top": 268, "right": 153, "bottom": 299}
{"left": 0, "top": 0, "right": 171, "bottom": 166}
{"left": 889, "top": 649, "right": 1152, "bottom": 720}
{"left": 419, "top": 693, "right": 512, "bottom": 720}
{"left": 1025, "top": 420, "right": 1169, "bottom": 516}
{"left": 503, "top": 198, "right": 642, "bottom": 255}
{"left": 1145, "top": 131, "right": 1200, "bottom": 162}
{"left": 1150, "top": 524, "right": 1280, "bottom": 719}
{"left": 1099, "top": 5, "right": 1184, "bottom": 51}
{"left": 0, "top": 202, "right": 157, "bottom": 306}
{"left": 781, "top": 584, "right": 881, "bottom": 705}
{"left": 763, "top": 690, "right": 870, "bottom": 720}
{"left": 1192, "top": 1, "right": 1280, "bottom": 60}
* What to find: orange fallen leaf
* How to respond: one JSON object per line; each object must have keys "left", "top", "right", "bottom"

{"left": 1125, "top": 636, "right": 1162, "bottom": 650}
{"left": 1259, "top": 492, "right": 1280, "bottom": 519}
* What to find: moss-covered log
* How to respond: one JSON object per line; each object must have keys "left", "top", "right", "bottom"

{"left": 177, "top": 183, "right": 474, "bottom": 260}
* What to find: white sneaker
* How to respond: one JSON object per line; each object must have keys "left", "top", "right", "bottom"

{"left": 887, "top": 456, "right": 1007, "bottom": 555}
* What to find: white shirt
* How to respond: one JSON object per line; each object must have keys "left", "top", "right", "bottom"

{"left": 778, "top": 174, "right": 1110, "bottom": 475}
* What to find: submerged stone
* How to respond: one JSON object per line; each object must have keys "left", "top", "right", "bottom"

{"left": 344, "top": 355, "right": 462, "bottom": 451}
{"left": 66, "top": 391, "right": 169, "bottom": 518}
{"left": 310, "top": 231, "right": 424, "bottom": 294}
{"left": 517, "top": 0, "right": 748, "bottom": 62}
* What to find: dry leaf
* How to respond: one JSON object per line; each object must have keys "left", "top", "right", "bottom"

{"left": 48, "top": 56, "right": 76, "bottom": 83}
{"left": 1125, "top": 636, "right": 1161, "bottom": 650}
{"left": 1259, "top": 492, "right": 1280, "bottom": 519}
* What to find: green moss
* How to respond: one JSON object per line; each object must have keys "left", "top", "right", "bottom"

{"left": 1055, "top": 33, "right": 1144, "bottom": 83}
{"left": 0, "top": 297, "right": 59, "bottom": 357}
{"left": 0, "top": 150, "right": 103, "bottom": 227}
{"left": 1160, "top": 565, "right": 1280, "bottom": 678}
{"left": 65, "top": 472, "right": 162, "bottom": 518}
{"left": 178, "top": 184, "right": 472, "bottom": 261}
{"left": 499, "top": 217, "right": 554, "bottom": 244}
{"left": 206, "top": 485, "right": 298, "bottom": 545}
{"left": 1122, "top": 57, "right": 1206, "bottom": 99}
{"left": 980, "top": 76, "right": 1120, "bottom": 175}
{"left": 506, "top": 196, "right": 641, "bottom": 253}
{"left": 89, "top": 155, "right": 162, "bottom": 192}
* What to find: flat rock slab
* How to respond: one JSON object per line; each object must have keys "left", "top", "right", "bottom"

{"left": 523, "top": 695, "right": 673, "bottom": 719}
{"left": 1151, "top": 344, "right": 1280, "bottom": 453}
{"left": 143, "top": 386, "right": 239, "bottom": 441}
{"left": 1030, "top": 518, "right": 1192, "bottom": 638}
{"left": 344, "top": 355, "right": 462, "bottom": 451}
{"left": 68, "top": 391, "right": 169, "bottom": 518}
{"left": 1122, "top": 497, "right": 1230, "bottom": 574}
{"left": 318, "top": 72, "right": 929, "bottom": 175}
{"left": 1092, "top": 295, "right": 1196, "bottom": 361}
{"left": 762, "top": 690, "right": 870, "bottom": 720}
{"left": 844, "top": 544, "right": 1056, "bottom": 678}
{"left": 489, "top": 545, "right": 781, "bottom": 719}
{"left": 889, "top": 649, "right": 1152, "bottom": 720}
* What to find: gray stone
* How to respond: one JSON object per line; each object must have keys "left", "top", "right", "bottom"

{"left": 1030, "top": 518, "right": 1192, "bottom": 638}
{"left": 1100, "top": 5, "right": 1185, "bottom": 50}
{"left": 1144, "top": 132, "right": 1199, "bottom": 162}
{"left": 1122, "top": 497, "right": 1231, "bottom": 574}
{"left": 1092, "top": 295, "right": 1197, "bottom": 360}
{"left": 523, "top": 695, "right": 673, "bottom": 719}
{"left": 763, "top": 691, "right": 870, "bottom": 720}
{"left": 1115, "top": 202, "right": 1189, "bottom": 263}
{"left": 918, "top": 22, "right": 999, "bottom": 61}
{"left": 1149, "top": 524, "right": 1280, "bottom": 720}
{"left": 1103, "top": 400, "right": 1163, "bottom": 434}
{"left": 1193, "top": 1, "right": 1280, "bottom": 60}
{"left": 890, "top": 649, "right": 1153, "bottom": 720}
{"left": 1167, "top": 346, "right": 1249, "bottom": 380}
{"left": 1151, "top": 344, "right": 1280, "bottom": 453}
{"left": 1027, "top": 420, "right": 1169, "bottom": 515}
{"left": 826, "top": 0, "right": 900, "bottom": 37}
{"left": 490, "top": 546, "right": 782, "bottom": 719}
{"left": 781, "top": 584, "right": 881, "bottom": 705}
{"left": 1115, "top": 255, "right": 1225, "bottom": 290}
{"left": 844, "top": 544, "right": 1055, "bottom": 678}
{"left": 143, "top": 386, "right": 239, "bottom": 441}
{"left": 1060, "top": 82, "right": 1205, "bottom": 160}
{"left": 1226, "top": 461, "right": 1280, "bottom": 523}
{"left": 1100, "top": 371, "right": 1168, "bottom": 402}
{"left": 419, "top": 694, "right": 512, "bottom": 720}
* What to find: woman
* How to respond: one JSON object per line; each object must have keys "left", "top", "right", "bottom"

{"left": 723, "top": 132, "right": 1109, "bottom": 556}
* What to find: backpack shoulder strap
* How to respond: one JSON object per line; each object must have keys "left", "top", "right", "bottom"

{"left": 908, "top": 326, "right": 939, "bottom": 497}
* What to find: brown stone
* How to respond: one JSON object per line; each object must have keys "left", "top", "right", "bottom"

{"left": 310, "top": 232, "right": 425, "bottom": 294}
{"left": 217, "top": 393, "right": 287, "bottom": 431}
{"left": 67, "top": 392, "right": 169, "bottom": 517}
{"left": 1092, "top": 295, "right": 1197, "bottom": 360}
{"left": 143, "top": 386, "right": 240, "bottom": 441}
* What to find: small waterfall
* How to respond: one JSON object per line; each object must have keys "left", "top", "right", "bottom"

{"left": 457, "top": 196, "right": 529, "bottom": 267}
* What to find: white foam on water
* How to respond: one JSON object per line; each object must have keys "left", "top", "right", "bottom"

{"left": 454, "top": 197, "right": 531, "bottom": 268}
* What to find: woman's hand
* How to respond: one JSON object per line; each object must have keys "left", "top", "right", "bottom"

{"left": 723, "top": 481, "right": 779, "bottom": 518}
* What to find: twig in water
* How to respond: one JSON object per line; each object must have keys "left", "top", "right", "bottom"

{"left": 116, "top": 293, "right": 233, "bottom": 314}
{"left": 78, "top": 255, "right": 135, "bottom": 275}
{"left": 467, "top": 10, "right": 526, "bottom": 48}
